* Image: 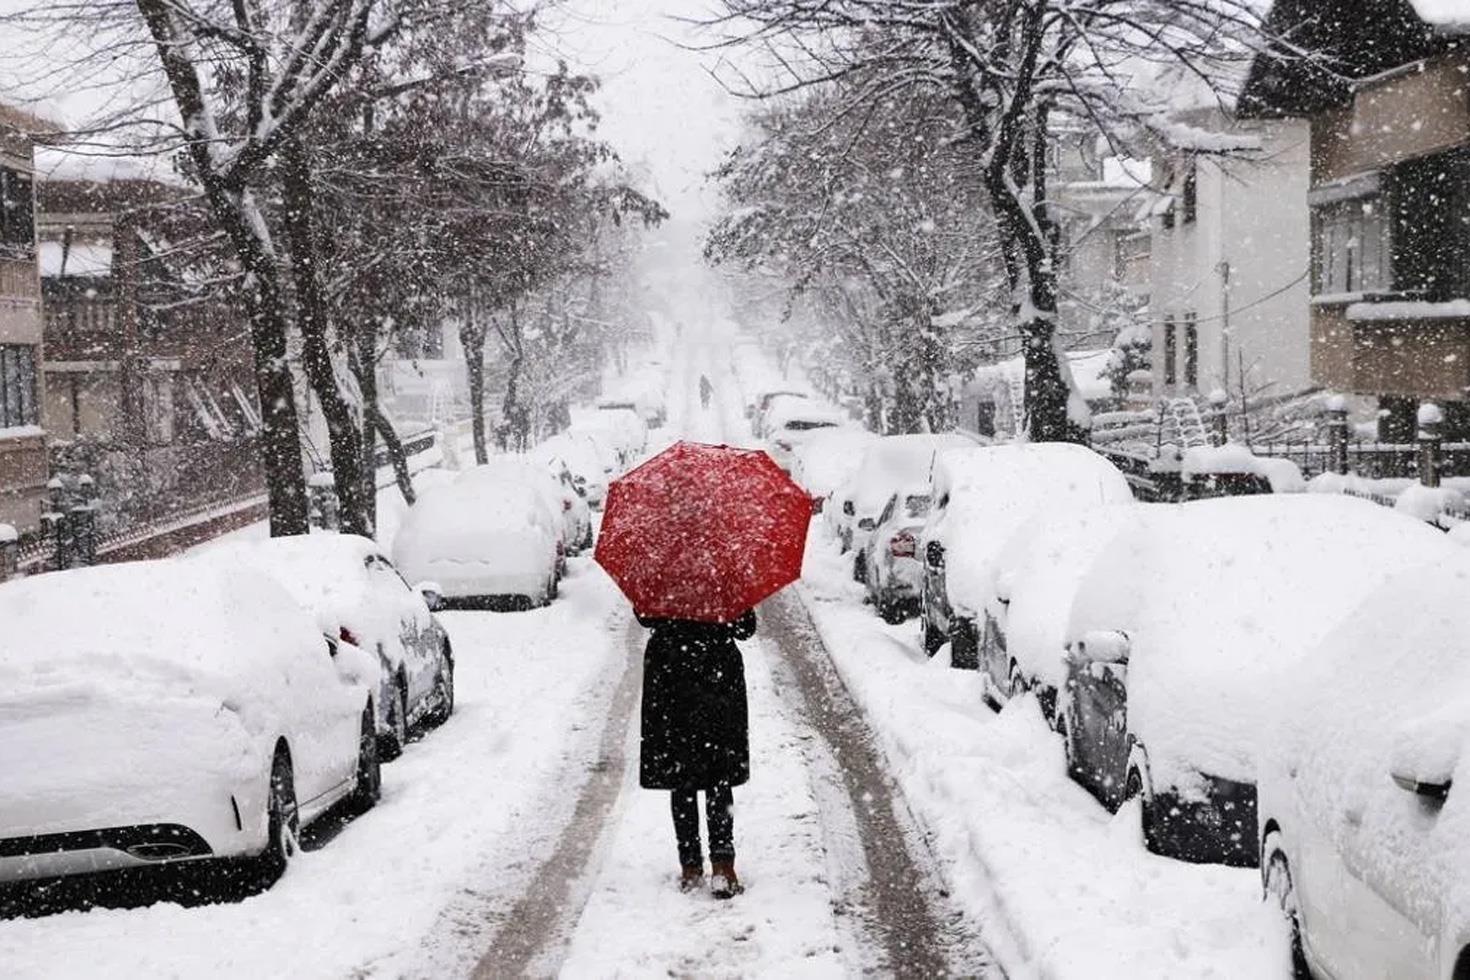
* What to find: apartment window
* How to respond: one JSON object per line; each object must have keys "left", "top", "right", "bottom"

{"left": 1390, "top": 148, "right": 1470, "bottom": 300}
{"left": 0, "top": 344, "right": 39, "bottom": 429}
{"left": 1315, "top": 197, "right": 1389, "bottom": 296}
{"left": 1163, "top": 317, "right": 1177, "bottom": 386}
{"left": 0, "top": 168, "right": 34, "bottom": 258}
{"left": 1184, "top": 313, "right": 1199, "bottom": 388}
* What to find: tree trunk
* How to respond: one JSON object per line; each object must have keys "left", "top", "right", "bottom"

{"left": 281, "top": 136, "right": 372, "bottom": 536}
{"left": 347, "top": 320, "right": 381, "bottom": 532}
{"left": 461, "top": 310, "right": 490, "bottom": 465}
{"left": 368, "top": 402, "right": 417, "bottom": 506}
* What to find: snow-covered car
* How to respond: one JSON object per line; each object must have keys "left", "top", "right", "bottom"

{"left": 574, "top": 422, "right": 637, "bottom": 472}
{"left": 393, "top": 480, "right": 563, "bottom": 610}
{"left": 202, "top": 533, "right": 454, "bottom": 759}
{"left": 1060, "top": 494, "right": 1456, "bottom": 866}
{"left": 918, "top": 442, "right": 1130, "bottom": 667}
{"left": 1258, "top": 556, "right": 1470, "bottom": 980}
{"left": 976, "top": 504, "right": 1145, "bottom": 724}
{"left": 764, "top": 401, "right": 852, "bottom": 472}
{"left": 834, "top": 432, "right": 980, "bottom": 556}
{"left": 858, "top": 489, "right": 933, "bottom": 623}
{"left": 790, "top": 427, "right": 879, "bottom": 511}
{"left": 598, "top": 394, "right": 665, "bottom": 429}
{"left": 750, "top": 390, "right": 809, "bottom": 437}
{"left": 0, "top": 560, "right": 380, "bottom": 886}
{"left": 460, "top": 457, "right": 592, "bottom": 556}
{"left": 580, "top": 406, "right": 647, "bottom": 462}
{"left": 533, "top": 432, "right": 612, "bottom": 507}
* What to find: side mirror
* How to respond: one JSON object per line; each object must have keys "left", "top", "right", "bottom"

{"left": 810, "top": 495, "right": 824, "bottom": 516}
{"left": 926, "top": 540, "right": 945, "bottom": 568}
{"left": 842, "top": 500, "right": 855, "bottom": 517}
{"left": 1071, "top": 629, "right": 1130, "bottom": 666}
{"left": 1391, "top": 771, "right": 1452, "bottom": 801}
{"left": 416, "top": 581, "right": 444, "bottom": 612}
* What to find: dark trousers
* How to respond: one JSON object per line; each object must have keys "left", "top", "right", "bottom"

{"left": 671, "top": 785, "right": 734, "bottom": 867}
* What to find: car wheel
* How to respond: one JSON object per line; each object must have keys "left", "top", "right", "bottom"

{"left": 426, "top": 651, "right": 455, "bottom": 728}
{"left": 253, "top": 748, "right": 299, "bottom": 887}
{"left": 879, "top": 598, "right": 908, "bottom": 625}
{"left": 1262, "top": 832, "right": 1312, "bottom": 980}
{"left": 348, "top": 704, "right": 382, "bottom": 814}
{"left": 949, "top": 620, "right": 979, "bottom": 670}
{"left": 378, "top": 677, "right": 408, "bottom": 761}
{"left": 1008, "top": 660, "right": 1029, "bottom": 700}
{"left": 1124, "top": 766, "right": 1158, "bottom": 850}
{"left": 922, "top": 614, "right": 945, "bottom": 657}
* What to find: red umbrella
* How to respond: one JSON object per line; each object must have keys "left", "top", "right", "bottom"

{"left": 595, "top": 441, "right": 812, "bottom": 623}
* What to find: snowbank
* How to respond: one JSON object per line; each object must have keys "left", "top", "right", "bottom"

{"left": 1065, "top": 495, "right": 1456, "bottom": 790}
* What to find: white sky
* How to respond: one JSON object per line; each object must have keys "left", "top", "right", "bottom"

{"left": 541, "top": 1, "right": 745, "bottom": 222}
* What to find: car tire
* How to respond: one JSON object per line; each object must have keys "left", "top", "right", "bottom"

{"left": 426, "top": 650, "right": 455, "bottom": 728}
{"left": 378, "top": 677, "right": 408, "bottom": 761}
{"left": 922, "top": 615, "right": 945, "bottom": 657}
{"left": 1262, "top": 832, "right": 1312, "bottom": 980}
{"left": 252, "top": 747, "right": 299, "bottom": 887}
{"left": 1124, "top": 766, "right": 1159, "bottom": 850}
{"left": 879, "top": 599, "right": 908, "bottom": 625}
{"left": 348, "top": 704, "right": 382, "bottom": 814}
{"left": 949, "top": 620, "right": 979, "bottom": 670}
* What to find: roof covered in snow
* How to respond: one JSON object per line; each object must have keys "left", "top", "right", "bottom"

{"left": 37, "top": 240, "right": 112, "bottom": 278}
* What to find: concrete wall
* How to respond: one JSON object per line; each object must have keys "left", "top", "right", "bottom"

{"left": 1151, "top": 118, "right": 1313, "bottom": 399}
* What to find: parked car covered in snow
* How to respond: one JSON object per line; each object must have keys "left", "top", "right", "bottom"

{"left": 578, "top": 406, "right": 647, "bottom": 462}
{"left": 764, "top": 400, "right": 851, "bottom": 472}
{"left": 1257, "top": 556, "right": 1470, "bottom": 980}
{"left": 790, "top": 427, "right": 878, "bottom": 510}
{"left": 750, "top": 389, "right": 809, "bottom": 438}
{"left": 393, "top": 479, "right": 563, "bottom": 610}
{"left": 1060, "top": 494, "right": 1456, "bottom": 866}
{"left": 918, "top": 442, "right": 1130, "bottom": 666}
{"left": 834, "top": 432, "right": 979, "bottom": 557}
{"left": 598, "top": 393, "right": 665, "bottom": 429}
{"left": 459, "top": 457, "right": 592, "bottom": 556}
{"left": 0, "top": 561, "right": 380, "bottom": 886}
{"left": 533, "top": 431, "right": 613, "bottom": 507}
{"left": 976, "top": 504, "right": 1145, "bottom": 723}
{"left": 203, "top": 533, "right": 454, "bottom": 759}
{"left": 858, "top": 488, "right": 933, "bottom": 623}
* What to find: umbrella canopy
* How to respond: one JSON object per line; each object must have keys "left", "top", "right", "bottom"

{"left": 595, "top": 441, "right": 812, "bottom": 622}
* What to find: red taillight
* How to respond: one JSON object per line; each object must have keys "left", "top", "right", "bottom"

{"left": 890, "top": 532, "right": 916, "bottom": 558}
{"left": 339, "top": 626, "right": 361, "bottom": 647}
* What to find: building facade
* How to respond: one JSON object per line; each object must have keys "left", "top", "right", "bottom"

{"left": 1243, "top": 0, "right": 1470, "bottom": 439}
{"left": 0, "top": 104, "right": 49, "bottom": 534}
{"left": 1148, "top": 112, "right": 1313, "bottom": 402}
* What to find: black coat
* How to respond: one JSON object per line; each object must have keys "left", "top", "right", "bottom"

{"left": 637, "top": 611, "right": 756, "bottom": 791}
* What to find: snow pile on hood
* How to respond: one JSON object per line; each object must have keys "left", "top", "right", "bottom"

{"left": 791, "top": 427, "right": 879, "bottom": 498}
{"left": 0, "top": 559, "right": 327, "bottom": 719}
{"left": 927, "top": 443, "right": 1133, "bottom": 618}
{"left": 990, "top": 504, "right": 1150, "bottom": 689}
{"left": 1264, "top": 555, "right": 1470, "bottom": 924}
{"left": 1181, "top": 443, "right": 1305, "bottom": 493}
{"left": 393, "top": 480, "right": 557, "bottom": 573}
{"left": 846, "top": 432, "right": 979, "bottom": 517}
{"left": 1066, "top": 495, "right": 1456, "bottom": 790}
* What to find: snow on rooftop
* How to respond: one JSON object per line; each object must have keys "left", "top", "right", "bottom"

{"left": 34, "top": 146, "right": 184, "bottom": 186}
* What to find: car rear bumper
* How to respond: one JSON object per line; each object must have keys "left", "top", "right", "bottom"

{"left": 0, "top": 699, "right": 268, "bottom": 883}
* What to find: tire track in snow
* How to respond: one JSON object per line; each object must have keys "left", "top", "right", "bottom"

{"left": 467, "top": 621, "right": 642, "bottom": 978}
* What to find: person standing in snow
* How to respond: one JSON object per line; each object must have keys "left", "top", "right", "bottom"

{"left": 699, "top": 374, "right": 713, "bottom": 409}
{"left": 636, "top": 609, "right": 756, "bottom": 899}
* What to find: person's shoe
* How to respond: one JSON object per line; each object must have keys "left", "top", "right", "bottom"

{"left": 678, "top": 865, "right": 705, "bottom": 893}
{"left": 709, "top": 860, "right": 743, "bottom": 899}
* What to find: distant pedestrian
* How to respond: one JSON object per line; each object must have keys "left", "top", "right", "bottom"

{"left": 636, "top": 609, "right": 756, "bottom": 899}
{"left": 699, "top": 374, "right": 713, "bottom": 409}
